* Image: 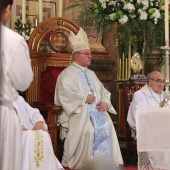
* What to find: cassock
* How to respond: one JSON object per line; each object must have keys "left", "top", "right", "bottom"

{"left": 0, "top": 23, "right": 33, "bottom": 170}
{"left": 127, "top": 84, "right": 170, "bottom": 170}
{"left": 55, "top": 62, "right": 123, "bottom": 169}
{"left": 13, "top": 95, "right": 64, "bottom": 170}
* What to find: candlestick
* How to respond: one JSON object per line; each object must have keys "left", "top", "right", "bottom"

{"left": 39, "top": 0, "right": 43, "bottom": 23}
{"left": 165, "top": 0, "right": 169, "bottom": 82}
{"left": 160, "top": 1, "right": 170, "bottom": 108}
{"left": 58, "top": 0, "right": 63, "bottom": 17}
{"left": 22, "top": 0, "right": 26, "bottom": 24}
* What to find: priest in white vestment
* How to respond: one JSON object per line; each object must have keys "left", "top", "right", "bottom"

{"left": 54, "top": 27, "right": 123, "bottom": 169}
{"left": 13, "top": 95, "right": 64, "bottom": 170}
{"left": 127, "top": 71, "right": 170, "bottom": 170}
{"left": 0, "top": 1, "right": 33, "bottom": 170}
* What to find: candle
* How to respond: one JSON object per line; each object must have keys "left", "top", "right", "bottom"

{"left": 165, "top": 0, "right": 169, "bottom": 82}
{"left": 128, "top": 42, "right": 131, "bottom": 79}
{"left": 39, "top": 0, "right": 43, "bottom": 23}
{"left": 125, "top": 58, "right": 128, "bottom": 80}
{"left": 117, "top": 59, "right": 120, "bottom": 80}
{"left": 165, "top": 0, "right": 169, "bottom": 43}
{"left": 122, "top": 53, "right": 125, "bottom": 80}
{"left": 22, "top": 0, "right": 26, "bottom": 24}
{"left": 58, "top": 0, "right": 63, "bottom": 17}
{"left": 119, "top": 58, "right": 122, "bottom": 80}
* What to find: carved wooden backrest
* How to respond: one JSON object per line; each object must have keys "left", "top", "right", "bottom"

{"left": 26, "top": 17, "right": 80, "bottom": 103}
{"left": 122, "top": 81, "right": 146, "bottom": 164}
{"left": 28, "top": 17, "right": 80, "bottom": 53}
{"left": 123, "top": 82, "right": 146, "bottom": 114}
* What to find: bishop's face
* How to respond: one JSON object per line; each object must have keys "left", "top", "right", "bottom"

{"left": 148, "top": 72, "right": 165, "bottom": 94}
{"left": 74, "top": 49, "right": 92, "bottom": 67}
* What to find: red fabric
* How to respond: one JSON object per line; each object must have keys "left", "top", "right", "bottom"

{"left": 44, "top": 32, "right": 51, "bottom": 43}
{"left": 40, "top": 66, "right": 65, "bottom": 104}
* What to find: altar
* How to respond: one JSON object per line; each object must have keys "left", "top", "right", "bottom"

{"left": 136, "top": 107, "right": 170, "bottom": 170}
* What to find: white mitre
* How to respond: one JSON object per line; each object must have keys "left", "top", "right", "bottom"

{"left": 69, "top": 27, "right": 90, "bottom": 53}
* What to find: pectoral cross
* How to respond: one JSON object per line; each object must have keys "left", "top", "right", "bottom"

{"left": 90, "top": 88, "right": 94, "bottom": 95}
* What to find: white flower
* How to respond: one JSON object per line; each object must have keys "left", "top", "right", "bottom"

{"left": 108, "top": 1, "right": 116, "bottom": 6}
{"left": 99, "top": 0, "right": 105, "bottom": 3}
{"left": 153, "top": 9, "right": 161, "bottom": 19}
{"left": 123, "top": 2, "right": 135, "bottom": 12}
{"left": 101, "top": 2, "right": 106, "bottom": 9}
{"left": 154, "top": 18, "right": 158, "bottom": 24}
{"left": 118, "top": 15, "right": 129, "bottom": 24}
{"left": 109, "top": 13, "right": 117, "bottom": 21}
{"left": 138, "top": 0, "right": 149, "bottom": 10}
{"left": 139, "top": 10, "right": 148, "bottom": 20}
{"left": 105, "top": 0, "right": 109, "bottom": 2}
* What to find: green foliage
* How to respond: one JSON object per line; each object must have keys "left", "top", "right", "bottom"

{"left": 14, "top": 15, "right": 32, "bottom": 39}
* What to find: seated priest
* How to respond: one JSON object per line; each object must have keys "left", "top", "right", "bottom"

{"left": 13, "top": 95, "right": 64, "bottom": 170}
{"left": 127, "top": 71, "right": 170, "bottom": 170}
{"left": 54, "top": 27, "right": 123, "bottom": 169}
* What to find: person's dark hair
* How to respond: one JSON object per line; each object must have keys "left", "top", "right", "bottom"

{"left": 0, "top": 0, "right": 13, "bottom": 12}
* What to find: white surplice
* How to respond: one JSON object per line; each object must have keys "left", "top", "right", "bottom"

{"left": 0, "top": 24, "right": 33, "bottom": 170}
{"left": 13, "top": 95, "right": 64, "bottom": 170}
{"left": 127, "top": 84, "right": 164, "bottom": 139}
{"left": 127, "top": 84, "right": 170, "bottom": 170}
{"left": 55, "top": 62, "right": 123, "bottom": 169}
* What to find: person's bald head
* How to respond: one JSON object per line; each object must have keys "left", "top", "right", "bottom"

{"left": 147, "top": 71, "right": 165, "bottom": 93}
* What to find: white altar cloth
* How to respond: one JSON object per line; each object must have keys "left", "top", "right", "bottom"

{"left": 22, "top": 130, "right": 64, "bottom": 170}
{"left": 136, "top": 108, "right": 170, "bottom": 170}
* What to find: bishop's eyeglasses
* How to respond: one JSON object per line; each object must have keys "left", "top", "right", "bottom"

{"left": 149, "top": 78, "right": 166, "bottom": 84}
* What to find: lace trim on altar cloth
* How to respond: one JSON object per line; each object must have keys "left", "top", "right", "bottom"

{"left": 138, "top": 152, "right": 166, "bottom": 170}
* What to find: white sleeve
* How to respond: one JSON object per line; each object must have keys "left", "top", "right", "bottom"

{"left": 127, "top": 91, "right": 148, "bottom": 130}
{"left": 17, "top": 96, "right": 48, "bottom": 130}
{"left": 9, "top": 38, "right": 33, "bottom": 91}
{"left": 24, "top": 101, "right": 48, "bottom": 130}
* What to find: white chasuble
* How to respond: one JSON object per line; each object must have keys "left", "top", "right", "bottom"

{"left": 55, "top": 62, "right": 123, "bottom": 169}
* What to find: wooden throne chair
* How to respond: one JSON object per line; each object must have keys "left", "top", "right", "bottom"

{"left": 26, "top": 17, "right": 80, "bottom": 158}
{"left": 122, "top": 80, "right": 146, "bottom": 164}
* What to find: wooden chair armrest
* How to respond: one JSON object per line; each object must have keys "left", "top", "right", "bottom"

{"left": 30, "top": 103, "right": 62, "bottom": 114}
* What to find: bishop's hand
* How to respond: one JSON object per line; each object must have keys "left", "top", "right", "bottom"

{"left": 86, "top": 94, "right": 95, "bottom": 104}
{"left": 96, "top": 101, "right": 107, "bottom": 112}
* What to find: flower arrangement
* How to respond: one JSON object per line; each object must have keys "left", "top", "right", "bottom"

{"left": 66, "top": 0, "right": 167, "bottom": 63}
{"left": 93, "top": 0, "right": 164, "bottom": 25}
